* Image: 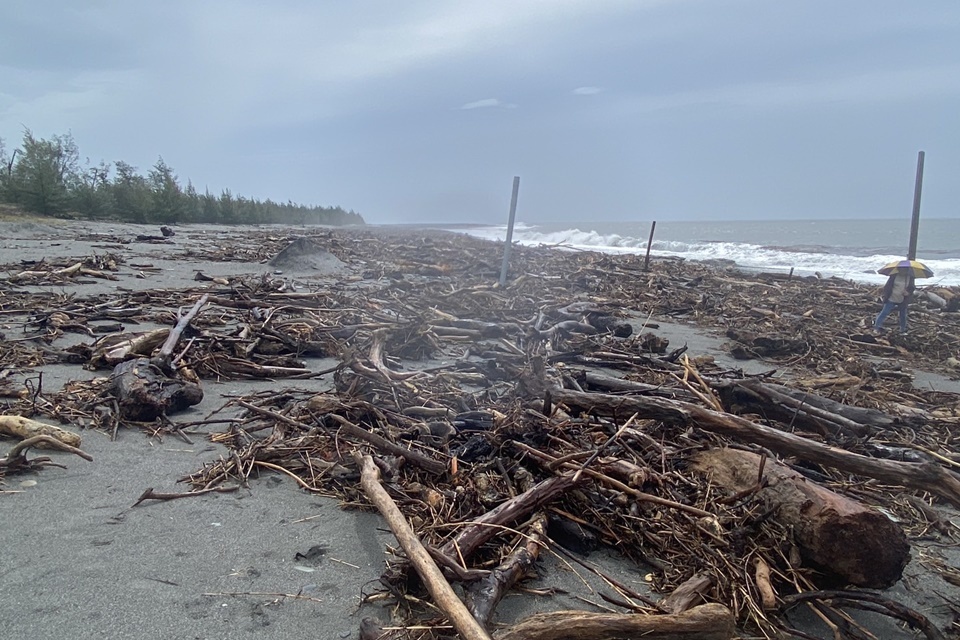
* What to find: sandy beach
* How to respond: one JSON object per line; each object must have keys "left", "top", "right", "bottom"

{"left": 2, "top": 217, "right": 959, "bottom": 640}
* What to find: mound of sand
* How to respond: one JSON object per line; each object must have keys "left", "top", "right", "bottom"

{"left": 268, "top": 237, "right": 346, "bottom": 273}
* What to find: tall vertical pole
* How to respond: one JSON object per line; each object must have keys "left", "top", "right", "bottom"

{"left": 907, "top": 151, "right": 924, "bottom": 260}
{"left": 498, "top": 176, "right": 521, "bottom": 286}
{"left": 643, "top": 221, "right": 657, "bottom": 271}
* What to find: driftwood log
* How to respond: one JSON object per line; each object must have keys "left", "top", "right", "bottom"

{"left": 714, "top": 379, "right": 902, "bottom": 437}
{"left": 550, "top": 387, "right": 960, "bottom": 507}
{"left": 692, "top": 448, "right": 909, "bottom": 588}
{"left": 495, "top": 603, "right": 735, "bottom": 640}
{"left": 109, "top": 295, "right": 208, "bottom": 421}
{"left": 0, "top": 415, "right": 82, "bottom": 448}
{"left": 354, "top": 452, "right": 493, "bottom": 640}
{"left": 109, "top": 358, "right": 204, "bottom": 421}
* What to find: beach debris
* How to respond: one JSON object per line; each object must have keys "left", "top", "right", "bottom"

{"left": 692, "top": 448, "right": 909, "bottom": 588}
{"left": 0, "top": 415, "right": 82, "bottom": 447}
{"left": 132, "top": 485, "right": 239, "bottom": 507}
{"left": 0, "top": 434, "right": 92, "bottom": 476}
{"left": 2, "top": 225, "right": 959, "bottom": 638}
{"left": 5, "top": 254, "right": 120, "bottom": 283}
{"left": 108, "top": 295, "right": 208, "bottom": 421}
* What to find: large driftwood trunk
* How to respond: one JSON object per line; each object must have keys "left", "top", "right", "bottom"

{"left": 692, "top": 448, "right": 909, "bottom": 588}
{"left": 549, "top": 386, "right": 960, "bottom": 506}
{"left": 109, "top": 358, "right": 203, "bottom": 421}
{"left": 495, "top": 603, "right": 735, "bottom": 640}
{"left": 108, "top": 294, "right": 208, "bottom": 421}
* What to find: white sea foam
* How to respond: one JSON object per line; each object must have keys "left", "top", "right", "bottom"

{"left": 452, "top": 224, "right": 960, "bottom": 286}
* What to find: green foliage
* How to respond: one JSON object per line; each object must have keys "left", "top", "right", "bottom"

{"left": 0, "top": 131, "right": 365, "bottom": 226}
{"left": 111, "top": 161, "right": 152, "bottom": 223}
{"left": 148, "top": 157, "right": 185, "bottom": 224}
{"left": 6, "top": 130, "right": 80, "bottom": 216}
{"left": 70, "top": 160, "right": 114, "bottom": 219}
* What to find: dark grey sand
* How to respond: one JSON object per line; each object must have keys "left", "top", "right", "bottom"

{"left": 1, "top": 219, "right": 957, "bottom": 639}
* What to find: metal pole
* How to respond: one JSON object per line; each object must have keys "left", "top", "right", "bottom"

{"left": 498, "top": 176, "right": 521, "bottom": 286}
{"left": 643, "top": 221, "right": 657, "bottom": 271}
{"left": 907, "top": 151, "right": 924, "bottom": 260}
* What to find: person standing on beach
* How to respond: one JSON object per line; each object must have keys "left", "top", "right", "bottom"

{"left": 874, "top": 269, "right": 915, "bottom": 333}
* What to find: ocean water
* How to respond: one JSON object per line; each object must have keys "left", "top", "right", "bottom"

{"left": 448, "top": 218, "right": 960, "bottom": 287}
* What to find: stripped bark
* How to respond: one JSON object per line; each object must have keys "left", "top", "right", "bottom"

{"left": 354, "top": 453, "right": 493, "bottom": 640}
{"left": 0, "top": 415, "right": 82, "bottom": 447}
{"left": 495, "top": 603, "right": 735, "bottom": 640}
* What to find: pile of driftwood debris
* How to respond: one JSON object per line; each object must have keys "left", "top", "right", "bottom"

{"left": 2, "top": 227, "right": 960, "bottom": 639}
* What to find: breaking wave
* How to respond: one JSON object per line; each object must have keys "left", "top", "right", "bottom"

{"left": 451, "top": 223, "right": 960, "bottom": 286}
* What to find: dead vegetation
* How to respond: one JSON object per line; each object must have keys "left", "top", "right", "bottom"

{"left": 1, "top": 226, "right": 960, "bottom": 639}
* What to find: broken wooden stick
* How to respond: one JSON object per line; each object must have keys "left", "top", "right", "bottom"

{"left": 354, "top": 452, "right": 493, "bottom": 640}
{"left": 466, "top": 512, "right": 549, "bottom": 628}
{"left": 330, "top": 414, "right": 447, "bottom": 475}
{"left": 154, "top": 294, "right": 210, "bottom": 371}
{"left": 658, "top": 573, "right": 714, "bottom": 614}
{"left": 441, "top": 473, "right": 580, "bottom": 562}
{"left": 1, "top": 435, "right": 93, "bottom": 473}
{"left": 133, "top": 485, "right": 239, "bottom": 507}
{"left": 514, "top": 441, "right": 712, "bottom": 518}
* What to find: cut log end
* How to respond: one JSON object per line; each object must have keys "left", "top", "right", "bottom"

{"left": 692, "top": 448, "right": 909, "bottom": 588}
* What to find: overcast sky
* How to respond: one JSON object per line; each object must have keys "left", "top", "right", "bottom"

{"left": 2, "top": 1, "right": 959, "bottom": 224}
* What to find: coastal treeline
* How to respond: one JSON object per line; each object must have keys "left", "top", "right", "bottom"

{"left": 0, "top": 130, "right": 364, "bottom": 225}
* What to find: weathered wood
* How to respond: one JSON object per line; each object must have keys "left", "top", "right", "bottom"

{"left": 0, "top": 415, "right": 82, "bottom": 448}
{"left": 3, "top": 434, "right": 93, "bottom": 463}
{"left": 658, "top": 573, "right": 713, "bottom": 614}
{"left": 495, "top": 603, "right": 735, "bottom": 640}
{"left": 108, "top": 294, "right": 209, "bottom": 421}
{"left": 89, "top": 328, "right": 169, "bottom": 368}
{"left": 514, "top": 442, "right": 713, "bottom": 518}
{"left": 441, "top": 474, "right": 579, "bottom": 562}
{"left": 716, "top": 380, "right": 872, "bottom": 437}
{"left": 467, "top": 512, "right": 548, "bottom": 627}
{"left": 329, "top": 414, "right": 447, "bottom": 475}
{"left": 715, "top": 379, "right": 903, "bottom": 434}
{"left": 154, "top": 294, "right": 209, "bottom": 370}
{"left": 692, "top": 448, "right": 909, "bottom": 588}
{"left": 550, "top": 386, "right": 960, "bottom": 507}
{"left": 355, "top": 453, "right": 493, "bottom": 640}
{"left": 109, "top": 358, "right": 204, "bottom": 421}
{"left": 580, "top": 371, "right": 697, "bottom": 401}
